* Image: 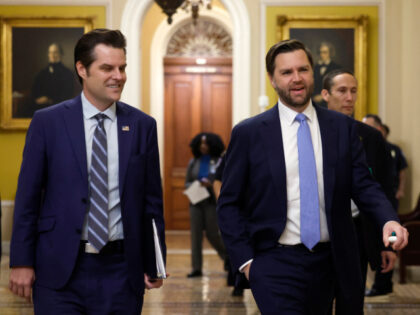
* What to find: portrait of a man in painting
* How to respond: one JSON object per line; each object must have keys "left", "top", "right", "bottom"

{"left": 289, "top": 28, "right": 354, "bottom": 108}
{"left": 12, "top": 27, "right": 83, "bottom": 118}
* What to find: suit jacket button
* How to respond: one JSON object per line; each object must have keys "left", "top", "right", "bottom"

{"left": 81, "top": 198, "right": 87, "bottom": 204}
{"left": 76, "top": 228, "right": 81, "bottom": 234}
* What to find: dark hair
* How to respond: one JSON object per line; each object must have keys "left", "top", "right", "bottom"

{"left": 364, "top": 114, "right": 383, "bottom": 127}
{"left": 266, "top": 39, "right": 313, "bottom": 76}
{"left": 74, "top": 28, "right": 126, "bottom": 84}
{"left": 190, "top": 132, "right": 225, "bottom": 158}
{"left": 322, "top": 69, "right": 355, "bottom": 92}
{"left": 382, "top": 124, "right": 390, "bottom": 136}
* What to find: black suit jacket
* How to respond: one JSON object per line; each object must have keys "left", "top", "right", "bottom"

{"left": 356, "top": 121, "right": 395, "bottom": 269}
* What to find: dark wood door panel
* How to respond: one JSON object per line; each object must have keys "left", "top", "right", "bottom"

{"left": 164, "top": 58, "right": 232, "bottom": 229}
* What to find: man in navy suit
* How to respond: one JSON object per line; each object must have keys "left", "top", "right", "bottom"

{"left": 9, "top": 29, "right": 166, "bottom": 314}
{"left": 217, "top": 39, "right": 408, "bottom": 314}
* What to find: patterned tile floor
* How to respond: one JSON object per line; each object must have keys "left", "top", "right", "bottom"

{"left": 1, "top": 232, "right": 419, "bottom": 314}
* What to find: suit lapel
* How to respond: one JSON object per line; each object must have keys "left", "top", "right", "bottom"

{"left": 260, "top": 105, "right": 288, "bottom": 210}
{"left": 63, "top": 96, "right": 88, "bottom": 182}
{"left": 315, "top": 105, "right": 338, "bottom": 215}
{"left": 116, "top": 102, "right": 134, "bottom": 196}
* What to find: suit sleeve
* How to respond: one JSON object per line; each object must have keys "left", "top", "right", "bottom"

{"left": 10, "top": 111, "right": 47, "bottom": 267}
{"left": 373, "top": 133, "right": 395, "bottom": 204}
{"left": 185, "top": 159, "right": 195, "bottom": 188}
{"left": 350, "top": 120, "right": 399, "bottom": 227}
{"left": 143, "top": 120, "right": 166, "bottom": 274}
{"left": 217, "top": 124, "right": 254, "bottom": 271}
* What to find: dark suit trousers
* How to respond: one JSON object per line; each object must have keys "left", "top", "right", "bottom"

{"left": 248, "top": 244, "right": 335, "bottom": 315}
{"left": 372, "top": 269, "right": 393, "bottom": 292}
{"left": 33, "top": 247, "right": 143, "bottom": 315}
{"left": 331, "top": 216, "right": 366, "bottom": 315}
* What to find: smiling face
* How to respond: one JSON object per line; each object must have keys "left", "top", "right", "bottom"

{"left": 268, "top": 49, "right": 314, "bottom": 112}
{"left": 322, "top": 73, "right": 358, "bottom": 116}
{"left": 76, "top": 43, "right": 127, "bottom": 111}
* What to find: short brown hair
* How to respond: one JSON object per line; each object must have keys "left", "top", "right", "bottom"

{"left": 74, "top": 28, "right": 126, "bottom": 84}
{"left": 265, "top": 39, "right": 313, "bottom": 76}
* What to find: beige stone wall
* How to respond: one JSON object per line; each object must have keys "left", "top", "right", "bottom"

{"left": 385, "top": 0, "right": 420, "bottom": 212}
{"left": 242, "top": 0, "right": 261, "bottom": 116}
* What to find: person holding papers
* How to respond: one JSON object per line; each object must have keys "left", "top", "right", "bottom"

{"left": 185, "top": 133, "right": 227, "bottom": 278}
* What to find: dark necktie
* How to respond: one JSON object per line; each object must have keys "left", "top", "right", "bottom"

{"left": 295, "top": 113, "right": 320, "bottom": 250}
{"left": 88, "top": 113, "right": 109, "bottom": 251}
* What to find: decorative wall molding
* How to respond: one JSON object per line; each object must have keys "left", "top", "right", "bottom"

{"left": 121, "top": 0, "right": 250, "bottom": 119}
{"left": 149, "top": 7, "right": 232, "bottom": 169}
{"left": 121, "top": 0, "right": 250, "bottom": 170}
{"left": 1, "top": 200, "right": 14, "bottom": 248}
{"left": 166, "top": 20, "right": 232, "bottom": 57}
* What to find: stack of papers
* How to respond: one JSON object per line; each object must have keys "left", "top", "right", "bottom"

{"left": 183, "top": 180, "right": 210, "bottom": 205}
{"left": 152, "top": 218, "right": 167, "bottom": 279}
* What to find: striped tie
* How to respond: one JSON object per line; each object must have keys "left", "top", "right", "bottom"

{"left": 88, "top": 113, "right": 109, "bottom": 251}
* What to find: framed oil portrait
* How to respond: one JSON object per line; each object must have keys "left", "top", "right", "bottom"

{"left": 1, "top": 17, "right": 94, "bottom": 129}
{"left": 277, "top": 15, "right": 368, "bottom": 120}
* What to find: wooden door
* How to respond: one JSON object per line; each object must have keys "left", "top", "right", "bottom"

{"left": 164, "top": 57, "right": 232, "bottom": 229}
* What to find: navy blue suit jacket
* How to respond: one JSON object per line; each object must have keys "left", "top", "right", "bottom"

{"left": 217, "top": 104, "right": 398, "bottom": 297}
{"left": 10, "top": 95, "right": 166, "bottom": 295}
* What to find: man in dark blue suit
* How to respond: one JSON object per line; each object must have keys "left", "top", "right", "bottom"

{"left": 217, "top": 39, "right": 408, "bottom": 314}
{"left": 9, "top": 29, "right": 166, "bottom": 314}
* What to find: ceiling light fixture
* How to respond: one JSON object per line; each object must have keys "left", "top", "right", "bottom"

{"left": 155, "top": 0, "right": 212, "bottom": 25}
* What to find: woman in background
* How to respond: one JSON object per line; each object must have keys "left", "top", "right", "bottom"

{"left": 185, "top": 133, "right": 226, "bottom": 278}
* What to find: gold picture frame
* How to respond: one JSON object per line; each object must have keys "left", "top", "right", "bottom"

{"left": 1, "top": 17, "right": 93, "bottom": 129}
{"left": 277, "top": 15, "right": 368, "bottom": 120}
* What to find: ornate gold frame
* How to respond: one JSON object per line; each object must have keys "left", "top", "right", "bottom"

{"left": 0, "top": 17, "right": 93, "bottom": 129}
{"left": 277, "top": 15, "right": 368, "bottom": 120}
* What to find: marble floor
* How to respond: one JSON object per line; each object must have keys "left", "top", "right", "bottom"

{"left": 1, "top": 231, "right": 420, "bottom": 314}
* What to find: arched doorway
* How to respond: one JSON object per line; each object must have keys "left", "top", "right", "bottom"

{"left": 120, "top": 0, "right": 251, "bottom": 155}
{"left": 163, "top": 20, "right": 232, "bottom": 229}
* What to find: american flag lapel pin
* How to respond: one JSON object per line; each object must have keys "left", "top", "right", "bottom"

{"left": 122, "top": 126, "right": 130, "bottom": 131}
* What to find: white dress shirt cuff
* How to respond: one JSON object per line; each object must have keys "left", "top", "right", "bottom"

{"left": 239, "top": 259, "right": 253, "bottom": 272}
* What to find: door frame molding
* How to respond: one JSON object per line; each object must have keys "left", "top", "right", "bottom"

{"left": 121, "top": 0, "right": 251, "bottom": 169}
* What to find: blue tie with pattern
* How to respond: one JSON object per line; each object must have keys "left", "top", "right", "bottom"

{"left": 295, "top": 113, "right": 320, "bottom": 250}
{"left": 88, "top": 113, "right": 109, "bottom": 251}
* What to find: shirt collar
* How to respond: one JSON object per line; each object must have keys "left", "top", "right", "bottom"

{"left": 81, "top": 91, "right": 117, "bottom": 122}
{"left": 277, "top": 99, "right": 316, "bottom": 126}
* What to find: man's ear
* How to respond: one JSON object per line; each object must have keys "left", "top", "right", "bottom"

{"left": 268, "top": 74, "right": 275, "bottom": 87}
{"left": 321, "top": 89, "right": 330, "bottom": 102}
{"left": 75, "top": 61, "right": 87, "bottom": 80}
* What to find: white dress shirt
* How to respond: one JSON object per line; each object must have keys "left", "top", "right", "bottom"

{"left": 81, "top": 92, "right": 124, "bottom": 241}
{"left": 278, "top": 99, "right": 329, "bottom": 244}
{"left": 240, "top": 100, "right": 330, "bottom": 272}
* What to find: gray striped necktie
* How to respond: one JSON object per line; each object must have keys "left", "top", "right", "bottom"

{"left": 88, "top": 113, "right": 109, "bottom": 251}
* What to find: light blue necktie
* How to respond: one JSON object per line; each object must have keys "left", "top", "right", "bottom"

{"left": 295, "top": 113, "right": 320, "bottom": 250}
{"left": 88, "top": 113, "right": 109, "bottom": 251}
